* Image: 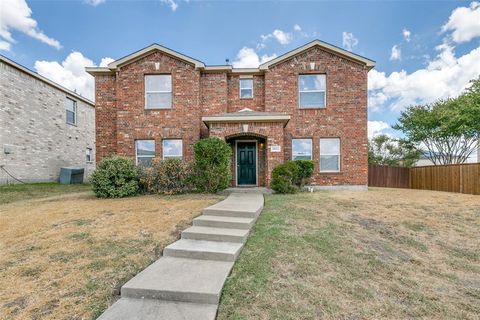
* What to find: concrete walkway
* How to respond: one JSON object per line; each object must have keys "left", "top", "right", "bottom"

{"left": 98, "top": 192, "right": 264, "bottom": 320}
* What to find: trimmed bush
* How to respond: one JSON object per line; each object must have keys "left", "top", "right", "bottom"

{"left": 295, "top": 160, "right": 315, "bottom": 187}
{"left": 271, "top": 161, "right": 300, "bottom": 194}
{"left": 139, "top": 158, "right": 192, "bottom": 195}
{"left": 90, "top": 156, "right": 139, "bottom": 198}
{"left": 271, "top": 160, "right": 315, "bottom": 194}
{"left": 192, "top": 138, "right": 232, "bottom": 193}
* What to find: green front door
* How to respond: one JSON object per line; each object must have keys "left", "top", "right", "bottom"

{"left": 237, "top": 142, "right": 256, "bottom": 185}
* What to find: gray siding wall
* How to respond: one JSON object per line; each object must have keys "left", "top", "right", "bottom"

{"left": 0, "top": 61, "right": 95, "bottom": 184}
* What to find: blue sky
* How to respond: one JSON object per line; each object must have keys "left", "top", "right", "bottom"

{"left": 1, "top": 0, "right": 480, "bottom": 140}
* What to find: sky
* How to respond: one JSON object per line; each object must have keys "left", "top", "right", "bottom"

{"left": 1, "top": 0, "right": 480, "bottom": 142}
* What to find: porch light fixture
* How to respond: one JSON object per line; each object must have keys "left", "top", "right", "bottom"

{"left": 241, "top": 124, "right": 248, "bottom": 133}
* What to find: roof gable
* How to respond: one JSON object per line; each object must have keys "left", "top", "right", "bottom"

{"left": 107, "top": 44, "right": 206, "bottom": 69}
{"left": 259, "top": 39, "right": 375, "bottom": 70}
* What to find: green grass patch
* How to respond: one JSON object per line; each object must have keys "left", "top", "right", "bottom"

{"left": 0, "top": 182, "right": 91, "bottom": 205}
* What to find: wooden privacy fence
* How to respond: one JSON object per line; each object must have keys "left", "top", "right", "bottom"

{"left": 369, "top": 163, "right": 480, "bottom": 195}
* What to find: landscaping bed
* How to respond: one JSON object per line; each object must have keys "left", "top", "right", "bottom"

{"left": 218, "top": 188, "right": 480, "bottom": 319}
{"left": 0, "top": 185, "right": 223, "bottom": 319}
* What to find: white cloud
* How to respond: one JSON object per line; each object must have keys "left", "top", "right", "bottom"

{"left": 442, "top": 1, "right": 480, "bottom": 43}
{"left": 261, "top": 29, "right": 293, "bottom": 45}
{"left": 100, "top": 57, "right": 114, "bottom": 67}
{"left": 0, "top": 0, "right": 62, "bottom": 49}
{"left": 368, "top": 121, "right": 391, "bottom": 139}
{"left": 294, "top": 24, "right": 302, "bottom": 32}
{"left": 34, "top": 52, "right": 114, "bottom": 101}
{"left": 369, "top": 43, "right": 480, "bottom": 111}
{"left": 390, "top": 45, "right": 402, "bottom": 61}
{"left": 402, "top": 28, "right": 411, "bottom": 42}
{"left": 232, "top": 47, "right": 277, "bottom": 68}
{"left": 342, "top": 32, "right": 358, "bottom": 51}
{"left": 0, "top": 40, "right": 11, "bottom": 51}
{"left": 160, "top": 0, "right": 179, "bottom": 11}
{"left": 83, "top": 0, "right": 106, "bottom": 6}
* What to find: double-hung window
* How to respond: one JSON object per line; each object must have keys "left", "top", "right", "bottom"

{"left": 292, "top": 139, "right": 313, "bottom": 160}
{"left": 136, "top": 140, "right": 155, "bottom": 166}
{"left": 65, "top": 97, "right": 77, "bottom": 125}
{"left": 298, "top": 74, "right": 326, "bottom": 108}
{"left": 145, "top": 75, "right": 172, "bottom": 109}
{"left": 86, "top": 148, "right": 93, "bottom": 162}
{"left": 163, "top": 139, "right": 183, "bottom": 159}
{"left": 239, "top": 79, "right": 253, "bottom": 99}
{"left": 320, "top": 138, "right": 340, "bottom": 172}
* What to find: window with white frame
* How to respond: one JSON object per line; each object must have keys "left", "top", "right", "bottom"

{"left": 163, "top": 139, "right": 182, "bottom": 159}
{"left": 145, "top": 75, "right": 172, "bottom": 109}
{"left": 65, "top": 97, "right": 77, "bottom": 125}
{"left": 136, "top": 140, "right": 155, "bottom": 166}
{"left": 86, "top": 148, "right": 93, "bottom": 162}
{"left": 320, "top": 138, "right": 340, "bottom": 172}
{"left": 292, "top": 139, "right": 312, "bottom": 160}
{"left": 239, "top": 79, "right": 253, "bottom": 98}
{"left": 298, "top": 74, "right": 326, "bottom": 108}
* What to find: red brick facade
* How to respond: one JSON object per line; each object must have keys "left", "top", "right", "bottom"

{"left": 92, "top": 42, "right": 371, "bottom": 188}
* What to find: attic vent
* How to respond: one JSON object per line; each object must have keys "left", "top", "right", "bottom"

{"left": 310, "top": 62, "right": 315, "bottom": 70}
{"left": 155, "top": 62, "right": 160, "bottom": 70}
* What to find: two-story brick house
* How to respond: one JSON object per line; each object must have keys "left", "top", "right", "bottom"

{"left": 86, "top": 40, "right": 375, "bottom": 188}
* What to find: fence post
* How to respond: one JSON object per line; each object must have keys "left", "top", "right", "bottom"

{"left": 459, "top": 164, "right": 463, "bottom": 194}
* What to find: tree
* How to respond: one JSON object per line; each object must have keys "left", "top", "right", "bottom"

{"left": 393, "top": 77, "right": 480, "bottom": 165}
{"left": 368, "top": 134, "right": 420, "bottom": 167}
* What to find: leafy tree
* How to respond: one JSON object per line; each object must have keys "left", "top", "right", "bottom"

{"left": 368, "top": 134, "right": 420, "bottom": 167}
{"left": 393, "top": 77, "right": 480, "bottom": 165}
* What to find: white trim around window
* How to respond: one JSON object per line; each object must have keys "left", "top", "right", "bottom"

{"left": 145, "top": 75, "right": 172, "bottom": 109}
{"left": 239, "top": 78, "right": 253, "bottom": 99}
{"left": 292, "top": 138, "right": 313, "bottom": 160}
{"left": 65, "top": 97, "right": 77, "bottom": 125}
{"left": 319, "top": 138, "right": 340, "bottom": 172}
{"left": 135, "top": 140, "right": 155, "bottom": 166}
{"left": 162, "top": 139, "right": 183, "bottom": 159}
{"left": 298, "top": 74, "right": 326, "bottom": 108}
{"left": 86, "top": 147, "right": 93, "bottom": 163}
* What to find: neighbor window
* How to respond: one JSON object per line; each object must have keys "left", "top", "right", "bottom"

{"left": 136, "top": 140, "right": 155, "bottom": 166}
{"left": 65, "top": 97, "right": 77, "bottom": 125}
{"left": 298, "top": 74, "right": 326, "bottom": 108}
{"left": 163, "top": 139, "right": 182, "bottom": 159}
{"left": 145, "top": 75, "right": 172, "bottom": 109}
{"left": 239, "top": 79, "right": 253, "bottom": 98}
{"left": 292, "top": 139, "right": 312, "bottom": 160}
{"left": 86, "top": 148, "right": 92, "bottom": 162}
{"left": 320, "top": 138, "right": 340, "bottom": 172}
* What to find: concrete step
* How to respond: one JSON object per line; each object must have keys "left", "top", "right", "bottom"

{"left": 97, "top": 298, "right": 217, "bottom": 320}
{"left": 121, "top": 257, "right": 234, "bottom": 304}
{"left": 202, "top": 193, "right": 264, "bottom": 219}
{"left": 181, "top": 226, "right": 249, "bottom": 243}
{"left": 193, "top": 215, "right": 254, "bottom": 229}
{"left": 163, "top": 239, "right": 243, "bottom": 261}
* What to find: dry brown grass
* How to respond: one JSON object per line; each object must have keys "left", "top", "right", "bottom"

{"left": 219, "top": 188, "right": 480, "bottom": 319}
{"left": 0, "top": 190, "right": 223, "bottom": 320}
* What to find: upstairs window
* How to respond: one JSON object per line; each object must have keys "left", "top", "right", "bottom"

{"left": 65, "top": 97, "right": 77, "bottom": 125}
{"left": 145, "top": 75, "right": 172, "bottom": 109}
{"left": 136, "top": 140, "right": 155, "bottom": 166}
{"left": 239, "top": 79, "right": 253, "bottom": 99}
{"left": 320, "top": 138, "right": 340, "bottom": 172}
{"left": 292, "top": 139, "right": 313, "bottom": 160}
{"left": 163, "top": 139, "right": 183, "bottom": 159}
{"left": 299, "top": 74, "right": 326, "bottom": 108}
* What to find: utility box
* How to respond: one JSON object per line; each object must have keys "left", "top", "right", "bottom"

{"left": 59, "top": 167, "right": 84, "bottom": 184}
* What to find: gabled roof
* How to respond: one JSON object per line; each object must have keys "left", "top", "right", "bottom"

{"left": 1, "top": 55, "right": 95, "bottom": 106}
{"left": 259, "top": 39, "right": 375, "bottom": 70}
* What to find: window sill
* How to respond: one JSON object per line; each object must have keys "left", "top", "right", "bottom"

{"left": 298, "top": 107, "right": 327, "bottom": 110}
{"left": 240, "top": 97, "right": 254, "bottom": 100}
{"left": 145, "top": 107, "right": 172, "bottom": 110}
{"left": 66, "top": 122, "right": 77, "bottom": 126}
{"left": 319, "top": 171, "right": 342, "bottom": 175}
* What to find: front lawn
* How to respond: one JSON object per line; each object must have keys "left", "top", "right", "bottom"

{"left": 218, "top": 188, "right": 480, "bottom": 319}
{"left": 0, "top": 182, "right": 91, "bottom": 205}
{"left": 0, "top": 185, "right": 223, "bottom": 319}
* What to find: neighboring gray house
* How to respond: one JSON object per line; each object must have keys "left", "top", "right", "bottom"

{"left": 0, "top": 55, "right": 95, "bottom": 184}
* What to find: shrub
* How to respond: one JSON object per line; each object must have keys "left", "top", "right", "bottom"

{"left": 271, "top": 160, "right": 315, "bottom": 194}
{"left": 192, "top": 138, "right": 232, "bottom": 193}
{"left": 271, "top": 161, "right": 300, "bottom": 194}
{"left": 139, "top": 158, "right": 192, "bottom": 195}
{"left": 295, "top": 160, "right": 315, "bottom": 187}
{"left": 90, "top": 156, "right": 139, "bottom": 198}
